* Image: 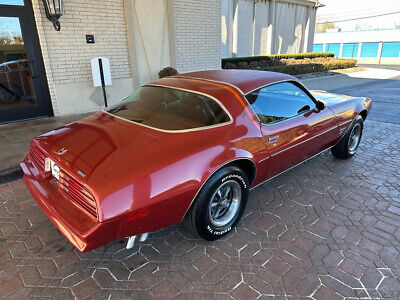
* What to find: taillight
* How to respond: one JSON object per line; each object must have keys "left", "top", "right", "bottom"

{"left": 59, "top": 171, "right": 97, "bottom": 217}
{"left": 29, "top": 143, "right": 46, "bottom": 174}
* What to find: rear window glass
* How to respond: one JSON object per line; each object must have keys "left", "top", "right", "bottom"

{"left": 106, "top": 86, "right": 230, "bottom": 131}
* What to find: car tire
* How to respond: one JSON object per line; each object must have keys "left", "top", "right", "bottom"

{"left": 184, "top": 165, "right": 249, "bottom": 241}
{"left": 331, "top": 115, "right": 363, "bottom": 159}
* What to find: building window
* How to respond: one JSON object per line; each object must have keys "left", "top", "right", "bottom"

{"left": 0, "top": 0, "right": 24, "bottom": 5}
{"left": 326, "top": 43, "right": 340, "bottom": 57}
{"left": 313, "top": 44, "right": 323, "bottom": 52}
{"left": 342, "top": 43, "right": 359, "bottom": 58}
{"left": 360, "top": 43, "right": 379, "bottom": 57}
{"left": 381, "top": 42, "right": 400, "bottom": 58}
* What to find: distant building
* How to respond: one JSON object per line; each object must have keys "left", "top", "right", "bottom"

{"left": 221, "top": 0, "right": 320, "bottom": 58}
{"left": 313, "top": 29, "right": 400, "bottom": 64}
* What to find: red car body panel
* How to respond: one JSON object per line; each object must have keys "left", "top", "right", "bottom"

{"left": 21, "top": 70, "right": 372, "bottom": 252}
{"left": 175, "top": 69, "right": 297, "bottom": 94}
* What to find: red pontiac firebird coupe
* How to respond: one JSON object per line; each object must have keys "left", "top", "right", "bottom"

{"left": 21, "top": 70, "right": 372, "bottom": 252}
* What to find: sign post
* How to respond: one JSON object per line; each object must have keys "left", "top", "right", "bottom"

{"left": 91, "top": 57, "right": 112, "bottom": 107}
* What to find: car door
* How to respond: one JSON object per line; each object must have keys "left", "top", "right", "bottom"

{"left": 246, "top": 81, "right": 338, "bottom": 179}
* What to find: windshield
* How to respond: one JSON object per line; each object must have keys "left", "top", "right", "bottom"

{"left": 106, "top": 86, "right": 231, "bottom": 131}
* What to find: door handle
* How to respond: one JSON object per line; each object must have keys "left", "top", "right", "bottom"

{"left": 268, "top": 135, "right": 279, "bottom": 143}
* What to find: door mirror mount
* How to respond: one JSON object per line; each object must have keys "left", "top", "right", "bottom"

{"left": 315, "top": 100, "right": 326, "bottom": 111}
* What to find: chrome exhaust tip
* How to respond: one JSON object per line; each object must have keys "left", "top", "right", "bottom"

{"left": 126, "top": 232, "right": 149, "bottom": 249}
{"left": 126, "top": 235, "right": 136, "bottom": 249}
{"left": 139, "top": 232, "right": 149, "bottom": 242}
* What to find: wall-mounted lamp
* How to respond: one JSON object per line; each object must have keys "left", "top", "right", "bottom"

{"left": 42, "top": 0, "right": 63, "bottom": 31}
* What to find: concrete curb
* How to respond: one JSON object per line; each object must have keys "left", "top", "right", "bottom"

{"left": 0, "top": 166, "right": 23, "bottom": 185}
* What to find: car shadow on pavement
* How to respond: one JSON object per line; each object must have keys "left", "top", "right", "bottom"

{"left": 0, "top": 120, "right": 399, "bottom": 299}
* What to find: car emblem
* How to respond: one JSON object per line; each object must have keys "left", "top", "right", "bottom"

{"left": 58, "top": 147, "right": 68, "bottom": 155}
{"left": 77, "top": 170, "right": 86, "bottom": 177}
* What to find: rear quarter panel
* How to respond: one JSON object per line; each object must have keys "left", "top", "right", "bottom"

{"left": 93, "top": 79, "right": 268, "bottom": 238}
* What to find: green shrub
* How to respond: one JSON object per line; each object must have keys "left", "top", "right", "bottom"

{"left": 158, "top": 67, "right": 178, "bottom": 78}
{"left": 249, "top": 61, "right": 259, "bottom": 69}
{"left": 225, "top": 62, "right": 237, "bottom": 69}
{"left": 258, "top": 59, "right": 357, "bottom": 75}
{"left": 238, "top": 61, "right": 249, "bottom": 69}
{"left": 222, "top": 52, "right": 334, "bottom": 68}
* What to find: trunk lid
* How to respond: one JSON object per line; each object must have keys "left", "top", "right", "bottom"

{"left": 34, "top": 112, "right": 158, "bottom": 182}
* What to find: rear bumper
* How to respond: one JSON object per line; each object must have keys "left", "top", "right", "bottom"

{"left": 20, "top": 157, "right": 120, "bottom": 252}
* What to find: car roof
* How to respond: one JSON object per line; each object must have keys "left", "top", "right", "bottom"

{"left": 172, "top": 69, "right": 296, "bottom": 95}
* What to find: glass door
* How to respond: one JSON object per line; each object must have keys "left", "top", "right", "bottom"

{"left": 0, "top": 0, "right": 52, "bottom": 123}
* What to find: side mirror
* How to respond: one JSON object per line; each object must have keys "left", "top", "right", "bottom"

{"left": 315, "top": 100, "right": 325, "bottom": 111}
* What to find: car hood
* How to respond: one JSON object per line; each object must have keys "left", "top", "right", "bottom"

{"left": 34, "top": 112, "right": 158, "bottom": 182}
{"left": 310, "top": 90, "right": 363, "bottom": 105}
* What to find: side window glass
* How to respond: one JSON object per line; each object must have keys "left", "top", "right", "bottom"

{"left": 246, "top": 82, "right": 316, "bottom": 125}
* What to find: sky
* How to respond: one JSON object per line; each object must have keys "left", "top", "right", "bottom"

{"left": 0, "top": 17, "right": 22, "bottom": 41}
{"left": 317, "top": 0, "right": 400, "bottom": 31}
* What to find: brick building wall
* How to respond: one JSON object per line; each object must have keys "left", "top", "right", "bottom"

{"left": 31, "top": 0, "right": 221, "bottom": 117}
{"left": 32, "top": 0, "right": 133, "bottom": 116}
{"left": 171, "top": 0, "right": 222, "bottom": 73}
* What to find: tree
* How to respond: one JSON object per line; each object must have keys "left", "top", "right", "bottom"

{"left": 316, "top": 21, "right": 335, "bottom": 33}
{"left": 13, "top": 36, "right": 23, "bottom": 45}
{"left": 354, "top": 23, "right": 373, "bottom": 31}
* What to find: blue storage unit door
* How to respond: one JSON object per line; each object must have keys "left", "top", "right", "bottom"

{"left": 381, "top": 42, "right": 400, "bottom": 57}
{"left": 342, "top": 43, "right": 359, "bottom": 58}
{"left": 326, "top": 43, "right": 340, "bottom": 57}
{"left": 360, "top": 43, "right": 379, "bottom": 57}
{"left": 313, "top": 44, "right": 323, "bottom": 52}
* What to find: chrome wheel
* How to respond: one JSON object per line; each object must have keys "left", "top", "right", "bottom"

{"left": 348, "top": 123, "right": 362, "bottom": 154}
{"left": 208, "top": 180, "right": 241, "bottom": 227}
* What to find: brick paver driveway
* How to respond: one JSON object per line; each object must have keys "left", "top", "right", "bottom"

{"left": 1, "top": 119, "right": 399, "bottom": 299}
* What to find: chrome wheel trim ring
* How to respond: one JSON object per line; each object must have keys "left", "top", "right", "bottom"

{"left": 208, "top": 180, "right": 241, "bottom": 227}
{"left": 348, "top": 123, "right": 362, "bottom": 154}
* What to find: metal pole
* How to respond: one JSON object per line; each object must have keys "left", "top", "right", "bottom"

{"left": 378, "top": 41, "right": 383, "bottom": 65}
{"left": 98, "top": 58, "right": 108, "bottom": 107}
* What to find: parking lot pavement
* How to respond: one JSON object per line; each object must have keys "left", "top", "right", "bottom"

{"left": 302, "top": 67, "right": 400, "bottom": 125}
{"left": 0, "top": 114, "right": 89, "bottom": 178}
{"left": 330, "top": 78, "right": 400, "bottom": 125}
{"left": 0, "top": 118, "right": 399, "bottom": 299}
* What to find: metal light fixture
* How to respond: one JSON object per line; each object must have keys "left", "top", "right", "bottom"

{"left": 42, "top": 0, "right": 63, "bottom": 31}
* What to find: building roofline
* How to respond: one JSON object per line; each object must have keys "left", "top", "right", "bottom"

{"left": 315, "top": 28, "right": 400, "bottom": 34}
